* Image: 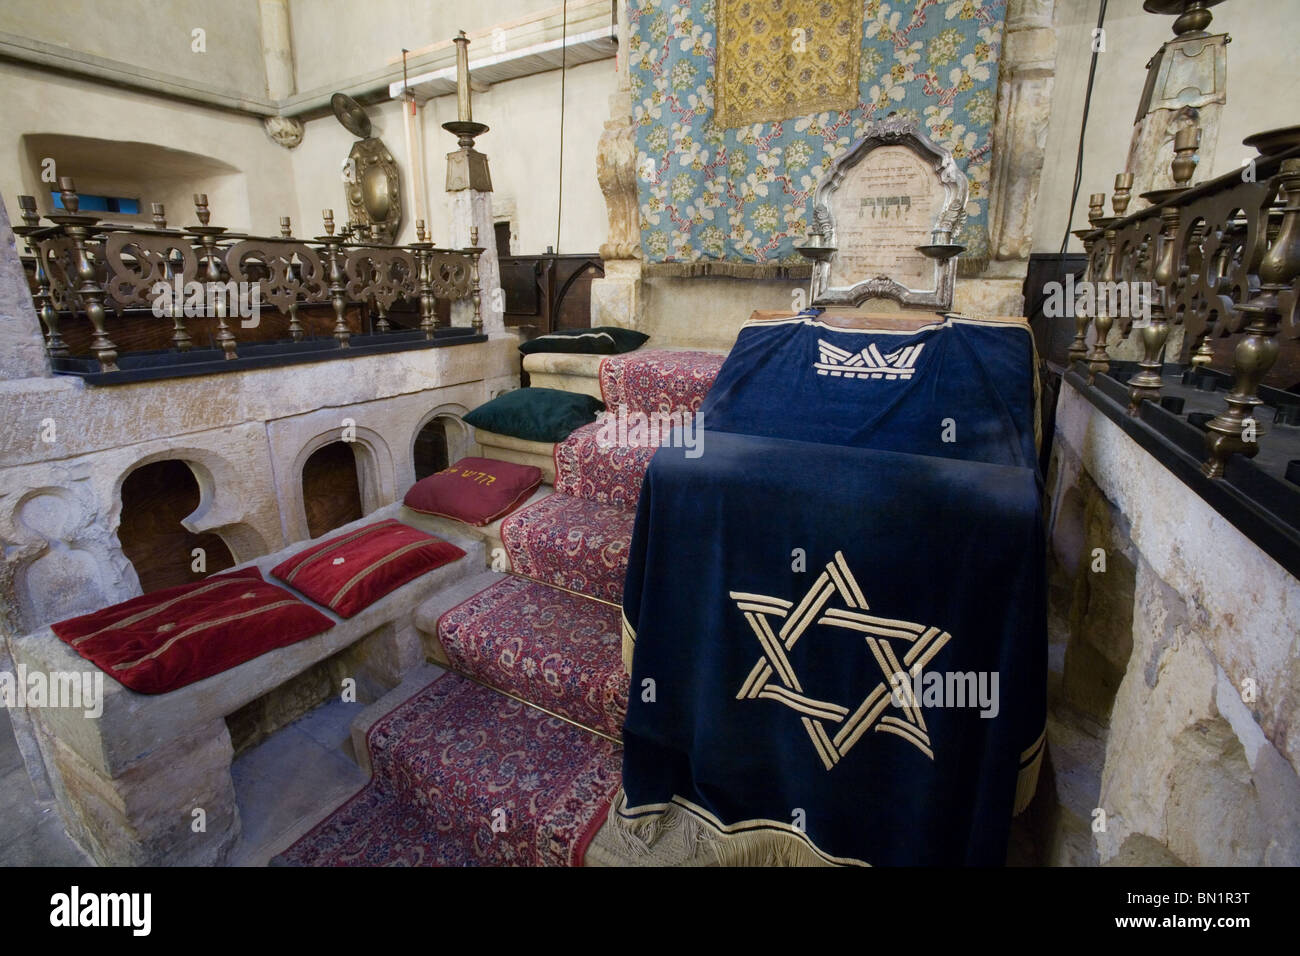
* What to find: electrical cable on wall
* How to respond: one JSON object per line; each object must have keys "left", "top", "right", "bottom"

{"left": 1059, "top": 0, "right": 1109, "bottom": 257}
{"left": 555, "top": 0, "right": 568, "bottom": 254}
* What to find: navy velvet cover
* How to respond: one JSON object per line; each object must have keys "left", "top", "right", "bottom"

{"left": 618, "top": 314, "right": 1046, "bottom": 865}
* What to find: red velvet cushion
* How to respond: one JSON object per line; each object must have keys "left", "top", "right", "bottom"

{"left": 403, "top": 457, "right": 543, "bottom": 526}
{"left": 51, "top": 567, "right": 335, "bottom": 695}
{"left": 272, "top": 519, "right": 465, "bottom": 618}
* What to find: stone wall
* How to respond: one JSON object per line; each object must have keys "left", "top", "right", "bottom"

{"left": 1043, "top": 382, "right": 1300, "bottom": 865}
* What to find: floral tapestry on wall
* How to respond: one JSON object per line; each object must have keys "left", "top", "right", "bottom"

{"left": 630, "top": 0, "right": 1007, "bottom": 276}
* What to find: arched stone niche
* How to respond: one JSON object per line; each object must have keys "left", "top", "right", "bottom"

{"left": 411, "top": 404, "right": 473, "bottom": 481}
{"left": 287, "top": 425, "right": 395, "bottom": 541}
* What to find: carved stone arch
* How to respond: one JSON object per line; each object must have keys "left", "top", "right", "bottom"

{"left": 111, "top": 446, "right": 271, "bottom": 563}
{"left": 288, "top": 425, "right": 396, "bottom": 542}
{"left": 411, "top": 402, "right": 473, "bottom": 480}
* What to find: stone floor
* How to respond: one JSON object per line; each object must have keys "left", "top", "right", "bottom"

{"left": 0, "top": 674, "right": 1100, "bottom": 866}
{"left": 0, "top": 695, "right": 379, "bottom": 867}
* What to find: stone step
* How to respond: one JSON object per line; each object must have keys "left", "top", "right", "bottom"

{"left": 501, "top": 492, "right": 636, "bottom": 604}
{"left": 437, "top": 575, "right": 628, "bottom": 740}
{"left": 554, "top": 422, "right": 658, "bottom": 508}
{"left": 286, "top": 672, "right": 621, "bottom": 867}
{"left": 522, "top": 352, "right": 605, "bottom": 401}
{"left": 472, "top": 429, "right": 558, "bottom": 484}
{"left": 412, "top": 568, "right": 507, "bottom": 665}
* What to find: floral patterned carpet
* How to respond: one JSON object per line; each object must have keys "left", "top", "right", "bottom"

{"left": 274, "top": 673, "right": 620, "bottom": 867}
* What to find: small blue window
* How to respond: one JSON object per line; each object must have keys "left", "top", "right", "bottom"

{"left": 51, "top": 190, "right": 141, "bottom": 215}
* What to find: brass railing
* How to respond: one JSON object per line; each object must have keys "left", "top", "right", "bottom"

{"left": 1069, "top": 127, "right": 1300, "bottom": 478}
{"left": 12, "top": 178, "right": 487, "bottom": 374}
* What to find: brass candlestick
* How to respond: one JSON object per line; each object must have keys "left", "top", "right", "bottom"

{"left": 47, "top": 177, "right": 118, "bottom": 371}
{"left": 188, "top": 193, "right": 236, "bottom": 360}
{"left": 1084, "top": 177, "right": 1131, "bottom": 383}
{"left": 1126, "top": 125, "right": 1200, "bottom": 411}
{"left": 318, "top": 209, "right": 350, "bottom": 348}
{"left": 1201, "top": 158, "right": 1300, "bottom": 478}
{"left": 1066, "top": 194, "right": 1109, "bottom": 365}
{"left": 410, "top": 218, "right": 438, "bottom": 337}
{"left": 465, "top": 225, "right": 485, "bottom": 334}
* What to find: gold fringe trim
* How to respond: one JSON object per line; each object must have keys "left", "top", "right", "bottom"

{"left": 643, "top": 261, "right": 812, "bottom": 280}
{"left": 608, "top": 791, "right": 861, "bottom": 867}
{"left": 1014, "top": 728, "right": 1047, "bottom": 816}
{"left": 621, "top": 611, "right": 635, "bottom": 673}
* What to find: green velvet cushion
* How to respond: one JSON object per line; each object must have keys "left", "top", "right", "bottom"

{"left": 518, "top": 326, "right": 649, "bottom": 356}
{"left": 462, "top": 387, "right": 606, "bottom": 443}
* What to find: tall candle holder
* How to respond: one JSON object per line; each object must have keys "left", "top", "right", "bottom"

{"left": 443, "top": 30, "right": 493, "bottom": 192}
{"left": 47, "top": 177, "right": 117, "bottom": 370}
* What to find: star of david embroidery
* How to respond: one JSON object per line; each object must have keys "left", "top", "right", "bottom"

{"left": 731, "top": 551, "right": 951, "bottom": 771}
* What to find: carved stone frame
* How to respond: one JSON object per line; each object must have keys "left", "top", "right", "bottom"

{"left": 809, "top": 119, "right": 969, "bottom": 310}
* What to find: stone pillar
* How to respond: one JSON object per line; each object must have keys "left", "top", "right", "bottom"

{"left": 446, "top": 174, "right": 505, "bottom": 335}
{"left": 589, "top": 0, "right": 645, "bottom": 330}
{"left": 0, "top": 196, "right": 52, "bottom": 380}
{"left": 955, "top": 0, "right": 1056, "bottom": 318}
{"left": 259, "top": 0, "right": 296, "bottom": 101}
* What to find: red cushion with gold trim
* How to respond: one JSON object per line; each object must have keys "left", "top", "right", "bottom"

{"left": 403, "top": 457, "right": 543, "bottom": 526}
{"left": 271, "top": 519, "right": 465, "bottom": 618}
{"left": 51, "top": 567, "right": 336, "bottom": 695}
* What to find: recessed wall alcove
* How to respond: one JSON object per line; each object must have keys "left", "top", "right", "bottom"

{"left": 116, "top": 459, "right": 236, "bottom": 592}
{"left": 301, "top": 441, "right": 365, "bottom": 538}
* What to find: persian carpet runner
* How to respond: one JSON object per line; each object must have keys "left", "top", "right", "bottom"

{"left": 614, "top": 313, "right": 1046, "bottom": 866}
{"left": 438, "top": 576, "right": 628, "bottom": 740}
{"left": 598, "top": 349, "right": 724, "bottom": 417}
{"left": 275, "top": 673, "right": 620, "bottom": 866}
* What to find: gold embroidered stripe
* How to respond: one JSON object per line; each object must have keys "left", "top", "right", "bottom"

{"left": 780, "top": 577, "right": 835, "bottom": 647}
{"left": 833, "top": 685, "right": 891, "bottom": 751}
{"left": 112, "top": 600, "right": 300, "bottom": 672}
{"left": 729, "top": 591, "right": 793, "bottom": 609}
{"left": 878, "top": 641, "right": 924, "bottom": 731}
{"left": 1020, "top": 728, "right": 1047, "bottom": 765}
{"left": 903, "top": 628, "right": 951, "bottom": 669}
{"left": 818, "top": 614, "right": 924, "bottom": 642}
{"left": 876, "top": 720, "right": 935, "bottom": 760}
{"left": 833, "top": 551, "right": 868, "bottom": 608}
{"left": 328, "top": 539, "right": 430, "bottom": 609}
{"left": 735, "top": 601, "right": 790, "bottom": 616}
{"left": 71, "top": 577, "right": 250, "bottom": 646}
{"left": 802, "top": 717, "right": 836, "bottom": 771}
{"left": 821, "top": 607, "right": 924, "bottom": 634}
{"left": 282, "top": 523, "right": 386, "bottom": 584}
{"left": 738, "top": 660, "right": 772, "bottom": 699}
{"left": 758, "top": 686, "right": 848, "bottom": 722}
{"left": 779, "top": 573, "right": 829, "bottom": 643}
{"left": 747, "top": 611, "right": 800, "bottom": 691}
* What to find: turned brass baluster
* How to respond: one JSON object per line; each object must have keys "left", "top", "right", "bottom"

{"left": 189, "top": 193, "right": 236, "bottom": 359}
{"left": 14, "top": 194, "right": 69, "bottom": 358}
{"left": 320, "top": 209, "right": 350, "bottom": 347}
{"left": 466, "top": 226, "right": 485, "bottom": 334}
{"left": 1067, "top": 193, "right": 1107, "bottom": 366}
{"left": 1201, "top": 158, "right": 1300, "bottom": 478}
{"left": 1127, "top": 142, "right": 1196, "bottom": 413}
{"left": 47, "top": 178, "right": 117, "bottom": 371}
{"left": 411, "top": 219, "right": 437, "bottom": 338}
{"left": 278, "top": 216, "right": 306, "bottom": 342}
{"left": 1086, "top": 175, "right": 1132, "bottom": 383}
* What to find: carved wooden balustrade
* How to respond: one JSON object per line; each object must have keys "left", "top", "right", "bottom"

{"left": 1070, "top": 127, "right": 1300, "bottom": 479}
{"left": 13, "top": 179, "right": 485, "bottom": 377}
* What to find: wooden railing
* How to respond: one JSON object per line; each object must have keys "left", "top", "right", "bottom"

{"left": 13, "top": 178, "right": 486, "bottom": 376}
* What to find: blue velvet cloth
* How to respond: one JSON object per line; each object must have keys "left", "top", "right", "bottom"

{"left": 618, "top": 315, "right": 1046, "bottom": 865}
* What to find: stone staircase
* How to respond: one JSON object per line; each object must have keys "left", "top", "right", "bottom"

{"left": 338, "top": 347, "right": 727, "bottom": 865}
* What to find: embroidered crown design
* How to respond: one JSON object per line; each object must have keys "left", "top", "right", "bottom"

{"left": 814, "top": 339, "right": 925, "bottom": 381}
